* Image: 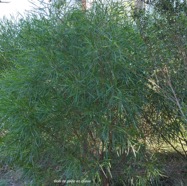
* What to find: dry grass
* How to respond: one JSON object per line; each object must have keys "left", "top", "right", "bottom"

{"left": 147, "top": 141, "right": 187, "bottom": 186}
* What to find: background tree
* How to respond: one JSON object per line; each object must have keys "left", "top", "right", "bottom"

{"left": 135, "top": 0, "right": 187, "bottom": 157}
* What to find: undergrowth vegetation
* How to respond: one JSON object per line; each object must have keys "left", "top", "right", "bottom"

{"left": 0, "top": 1, "right": 186, "bottom": 185}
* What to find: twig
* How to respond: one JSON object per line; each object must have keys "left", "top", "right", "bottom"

{"left": 165, "top": 67, "right": 187, "bottom": 122}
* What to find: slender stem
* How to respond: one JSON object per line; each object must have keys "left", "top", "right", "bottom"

{"left": 165, "top": 67, "right": 187, "bottom": 122}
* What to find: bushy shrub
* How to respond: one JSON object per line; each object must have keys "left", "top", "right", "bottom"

{"left": 3, "top": 1, "right": 186, "bottom": 185}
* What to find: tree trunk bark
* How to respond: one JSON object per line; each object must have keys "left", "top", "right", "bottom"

{"left": 135, "top": 0, "right": 144, "bottom": 10}
{"left": 82, "top": 0, "right": 86, "bottom": 10}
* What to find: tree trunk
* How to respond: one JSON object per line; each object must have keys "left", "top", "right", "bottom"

{"left": 135, "top": 0, "right": 144, "bottom": 10}
{"left": 82, "top": 0, "right": 86, "bottom": 10}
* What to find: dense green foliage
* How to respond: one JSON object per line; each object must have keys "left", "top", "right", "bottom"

{"left": 0, "top": 1, "right": 186, "bottom": 185}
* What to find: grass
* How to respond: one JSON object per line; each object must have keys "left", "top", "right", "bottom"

{"left": 147, "top": 141, "right": 187, "bottom": 186}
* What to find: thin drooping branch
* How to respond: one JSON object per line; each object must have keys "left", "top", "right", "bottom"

{"left": 143, "top": 114, "right": 186, "bottom": 158}
{"left": 165, "top": 67, "right": 187, "bottom": 123}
